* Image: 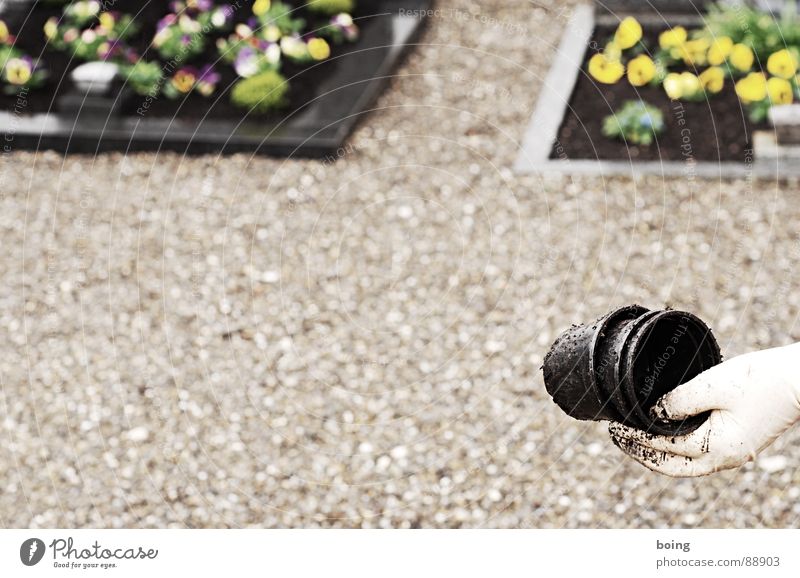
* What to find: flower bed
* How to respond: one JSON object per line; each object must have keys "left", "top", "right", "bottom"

{"left": 0, "top": 0, "right": 431, "bottom": 155}
{"left": 552, "top": 3, "right": 800, "bottom": 163}
{"left": 1, "top": 0, "right": 364, "bottom": 118}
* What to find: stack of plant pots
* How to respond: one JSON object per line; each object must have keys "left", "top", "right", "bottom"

{"left": 543, "top": 305, "right": 722, "bottom": 435}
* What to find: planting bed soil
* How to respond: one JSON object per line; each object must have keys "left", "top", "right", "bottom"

{"left": 0, "top": 0, "right": 432, "bottom": 156}
{"left": 551, "top": 24, "right": 766, "bottom": 163}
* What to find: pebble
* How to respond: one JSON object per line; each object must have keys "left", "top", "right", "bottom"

{"left": 390, "top": 446, "right": 409, "bottom": 460}
{"left": 758, "top": 455, "right": 788, "bottom": 474}
{"left": 126, "top": 427, "right": 150, "bottom": 443}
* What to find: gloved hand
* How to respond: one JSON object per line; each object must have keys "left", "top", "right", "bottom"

{"left": 608, "top": 343, "right": 800, "bottom": 477}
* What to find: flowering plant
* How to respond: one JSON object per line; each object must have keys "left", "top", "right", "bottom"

{"left": 602, "top": 100, "right": 665, "bottom": 145}
{"left": 705, "top": 1, "right": 800, "bottom": 61}
{"left": 152, "top": 7, "right": 231, "bottom": 61}
{"left": 28, "top": 0, "right": 361, "bottom": 108}
{"left": 0, "top": 19, "right": 13, "bottom": 45}
{"left": 63, "top": 1, "right": 104, "bottom": 28}
{"left": 170, "top": 0, "right": 217, "bottom": 13}
{"left": 217, "top": 23, "right": 282, "bottom": 77}
{"left": 119, "top": 59, "right": 164, "bottom": 96}
{"left": 216, "top": 1, "right": 306, "bottom": 74}
{"left": 252, "top": 1, "right": 305, "bottom": 34}
{"left": 280, "top": 34, "right": 331, "bottom": 64}
{"left": 218, "top": 1, "right": 351, "bottom": 72}
{"left": 319, "top": 13, "right": 360, "bottom": 44}
{"left": 1, "top": 51, "right": 48, "bottom": 93}
{"left": 163, "top": 65, "right": 221, "bottom": 98}
{"left": 587, "top": 17, "right": 656, "bottom": 87}
{"left": 1, "top": 20, "right": 47, "bottom": 92}
{"left": 171, "top": 0, "right": 234, "bottom": 29}
{"left": 44, "top": 10, "right": 136, "bottom": 63}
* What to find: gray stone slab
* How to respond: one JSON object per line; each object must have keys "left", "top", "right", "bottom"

{"left": 769, "top": 104, "right": 800, "bottom": 145}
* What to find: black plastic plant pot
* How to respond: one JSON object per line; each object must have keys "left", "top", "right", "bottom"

{"left": 620, "top": 310, "right": 721, "bottom": 435}
{"left": 543, "top": 305, "right": 722, "bottom": 435}
{"left": 542, "top": 305, "right": 647, "bottom": 422}
{"left": 594, "top": 307, "right": 657, "bottom": 425}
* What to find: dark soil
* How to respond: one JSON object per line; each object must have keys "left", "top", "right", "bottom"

{"left": 0, "top": 0, "right": 361, "bottom": 120}
{"left": 552, "top": 24, "right": 767, "bottom": 162}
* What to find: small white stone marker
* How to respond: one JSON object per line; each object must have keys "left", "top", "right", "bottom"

{"left": 769, "top": 104, "right": 800, "bottom": 145}
{"left": 70, "top": 61, "right": 119, "bottom": 96}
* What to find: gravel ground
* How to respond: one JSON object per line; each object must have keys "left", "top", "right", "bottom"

{"left": 2, "top": 0, "right": 800, "bottom": 528}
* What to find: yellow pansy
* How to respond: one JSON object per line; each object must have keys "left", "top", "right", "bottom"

{"left": 730, "top": 43, "right": 754, "bottom": 72}
{"left": 707, "top": 36, "right": 733, "bottom": 66}
{"left": 663, "top": 72, "right": 702, "bottom": 100}
{"left": 614, "top": 16, "right": 642, "bottom": 50}
{"left": 172, "top": 70, "right": 196, "bottom": 93}
{"left": 253, "top": 0, "right": 271, "bottom": 17}
{"left": 735, "top": 72, "right": 767, "bottom": 103}
{"left": 98, "top": 11, "right": 115, "bottom": 32}
{"left": 699, "top": 66, "right": 725, "bottom": 93}
{"left": 43, "top": 17, "right": 58, "bottom": 40}
{"left": 235, "top": 23, "right": 253, "bottom": 38}
{"left": 5, "top": 58, "right": 32, "bottom": 85}
{"left": 767, "top": 76, "right": 793, "bottom": 104}
{"left": 680, "top": 38, "right": 710, "bottom": 66}
{"left": 0, "top": 20, "right": 8, "bottom": 43}
{"left": 627, "top": 54, "right": 656, "bottom": 86}
{"left": 588, "top": 52, "right": 625, "bottom": 84}
{"left": 307, "top": 37, "right": 330, "bottom": 61}
{"left": 678, "top": 72, "right": 701, "bottom": 96}
{"left": 263, "top": 24, "right": 282, "bottom": 42}
{"left": 767, "top": 49, "right": 797, "bottom": 79}
{"left": 663, "top": 73, "right": 683, "bottom": 99}
{"left": 659, "top": 26, "right": 687, "bottom": 50}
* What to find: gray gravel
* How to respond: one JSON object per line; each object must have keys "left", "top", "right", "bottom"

{"left": 2, "top": 0, "right": 800, "bottom": 528}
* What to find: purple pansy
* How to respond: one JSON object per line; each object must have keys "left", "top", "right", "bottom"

{"left": 157, "top": 14, "right": 178, "bottom": 31}
{"left": 234, "top": 46, "right": 259, "bottom": 77}
{"left": 331, "top": 13, "right": 359, "bottom": 42}
{"left": 196, "top": 64, "right": 220, "bottom": 96}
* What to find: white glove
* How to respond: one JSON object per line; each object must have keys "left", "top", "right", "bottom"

{"left": 608, "top": 343, "right": 800, "bottom": 477}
